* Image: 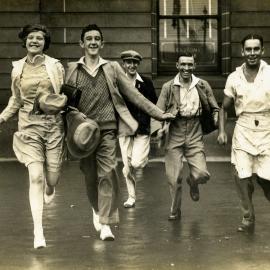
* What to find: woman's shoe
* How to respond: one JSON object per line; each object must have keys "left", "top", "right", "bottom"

{"left": 34, "top": 235, "right": 46, "bottom": 249}
{"left": 44, "top": 185, "right": 55, "bottom": 204}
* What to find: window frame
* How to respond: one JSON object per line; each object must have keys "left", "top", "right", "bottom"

{"left": 156, "top": 0, "right": 221, "bottom": 75}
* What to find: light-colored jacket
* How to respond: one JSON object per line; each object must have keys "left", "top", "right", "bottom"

{"left": 66, "top": 60, "right": 165, "bottom": 137}
{"left": 0, "top": 54, "right": 64, "bottom": 121}
{"left": 151, "top": 77, "right": 220, "bottom": 147}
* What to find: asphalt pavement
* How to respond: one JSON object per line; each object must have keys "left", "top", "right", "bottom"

{"left": 1, "top": 160, "right": 270, "bottom": 270}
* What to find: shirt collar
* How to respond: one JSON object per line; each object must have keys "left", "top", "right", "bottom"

{"left": 173, "top": 74, "right": 199, "bottom": 89}
{"left": 125, "top": 72, "right": 144, "bottom": 83}
{"left": 136, "top": 72, "right": 143, "bottom": 82}
{"left": 26, "top": 54, "right": 45, "bottom": 65}
{"left": 77, "top": 56, "right": 108, "bottom": 69}
{"left": 237, "top": 60, "right": 268, "bottom": 78}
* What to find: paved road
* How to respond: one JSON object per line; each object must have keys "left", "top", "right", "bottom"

{"left": 0, "top": 161, "right": 270, "bottom": 270}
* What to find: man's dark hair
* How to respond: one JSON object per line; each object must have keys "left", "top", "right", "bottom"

{"left": 18, "top": 24, "right": 51, "bottom": 51}
{"left": 177, "top": 52, "right": 194, "bottom": 61}
{"left": 241, "top": 34, "right": 264, "bottom": 48}
{"left": 80, "top": 24, "right": 103, "bottom": 41}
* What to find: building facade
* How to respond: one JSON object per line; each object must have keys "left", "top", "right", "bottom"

{"left": 0, "top": 0, "right": 270, "bottom": 156}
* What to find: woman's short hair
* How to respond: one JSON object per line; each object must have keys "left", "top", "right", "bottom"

{"left": 18, "top": 24, "right": 51, "bottom": 51}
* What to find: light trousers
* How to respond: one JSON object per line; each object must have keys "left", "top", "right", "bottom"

{"left": 80, "top": 130, "right": 119, "bottom": 224}
{"left": 165, "top": 118, "right": 210, "bottom": 215}
{"left": 119, "top": 134, "right": 150, "bottom": 200}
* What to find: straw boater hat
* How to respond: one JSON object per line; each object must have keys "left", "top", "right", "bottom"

{"left": 65, "top": 111, "right": 100, "bottom": 159}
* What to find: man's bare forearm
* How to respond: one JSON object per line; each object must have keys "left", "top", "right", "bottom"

{"left": 218, "top": 106, "right": 227, "bottom": 134}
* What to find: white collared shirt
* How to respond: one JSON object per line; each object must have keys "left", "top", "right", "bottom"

{"left": 0, "top": 54, "right": 64, "bottom": 122}
{"left": 224, "top": 60, "right": 270, "bottom": 116}
{"left": 126, "top": 72, "right": 144, "bottom": 86}
{"left": 76, "top": 56, "right": 108, "bottom": 77}
{"left": 173, "top": 74, "right": 200, "bottom": 117}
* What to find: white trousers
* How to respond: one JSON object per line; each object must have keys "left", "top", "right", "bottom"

{"left": 119, "top": 134, "right": 150, "bottom": 199}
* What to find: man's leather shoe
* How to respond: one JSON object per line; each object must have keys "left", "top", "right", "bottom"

{"left": 168, "top": 209, "right": 181, "bottom": 221}
{"left": 187, "top": 177, "right": 200, "bottom": 201}
{"left": 237, "top": 222, "right": 255, "bottom": 233}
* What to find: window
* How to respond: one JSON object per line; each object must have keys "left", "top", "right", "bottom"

{"left": 158, "top": 0, "right": 219, "bottom": 73}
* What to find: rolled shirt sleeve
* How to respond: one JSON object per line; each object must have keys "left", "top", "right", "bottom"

{"left": 224, "top": 74, "right": 236, "bottom": 99}
{"left": 223, "top": 73, "right": 236, "bottom": 100}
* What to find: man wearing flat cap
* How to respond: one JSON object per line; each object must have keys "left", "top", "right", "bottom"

{"left": 119, "top": 50, "right": 157, "bottom": 208}
{"left": 65, "top": 24, "right": 175, "bottom": 241}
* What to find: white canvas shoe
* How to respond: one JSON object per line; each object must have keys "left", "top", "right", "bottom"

{"left": 92, "top": 208, "right": 102, "bottom": 232}
{"left": 123, "top": 197, "right": 135, "bottom": 208}
{"left": 100, "top": 225, "right": 115, "bottom": 241}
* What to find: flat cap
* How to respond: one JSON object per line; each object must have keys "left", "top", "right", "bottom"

{"left": 120, "top": 50, "right": 142, "bottom": 61}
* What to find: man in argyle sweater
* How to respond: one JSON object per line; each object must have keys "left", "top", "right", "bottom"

{"left": 65, "top": 24, "right": 175, "bottom": 241}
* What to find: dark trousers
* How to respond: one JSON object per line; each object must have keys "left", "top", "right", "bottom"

{"left": 80, "top": 130, "right": 119, "bottom": 224}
